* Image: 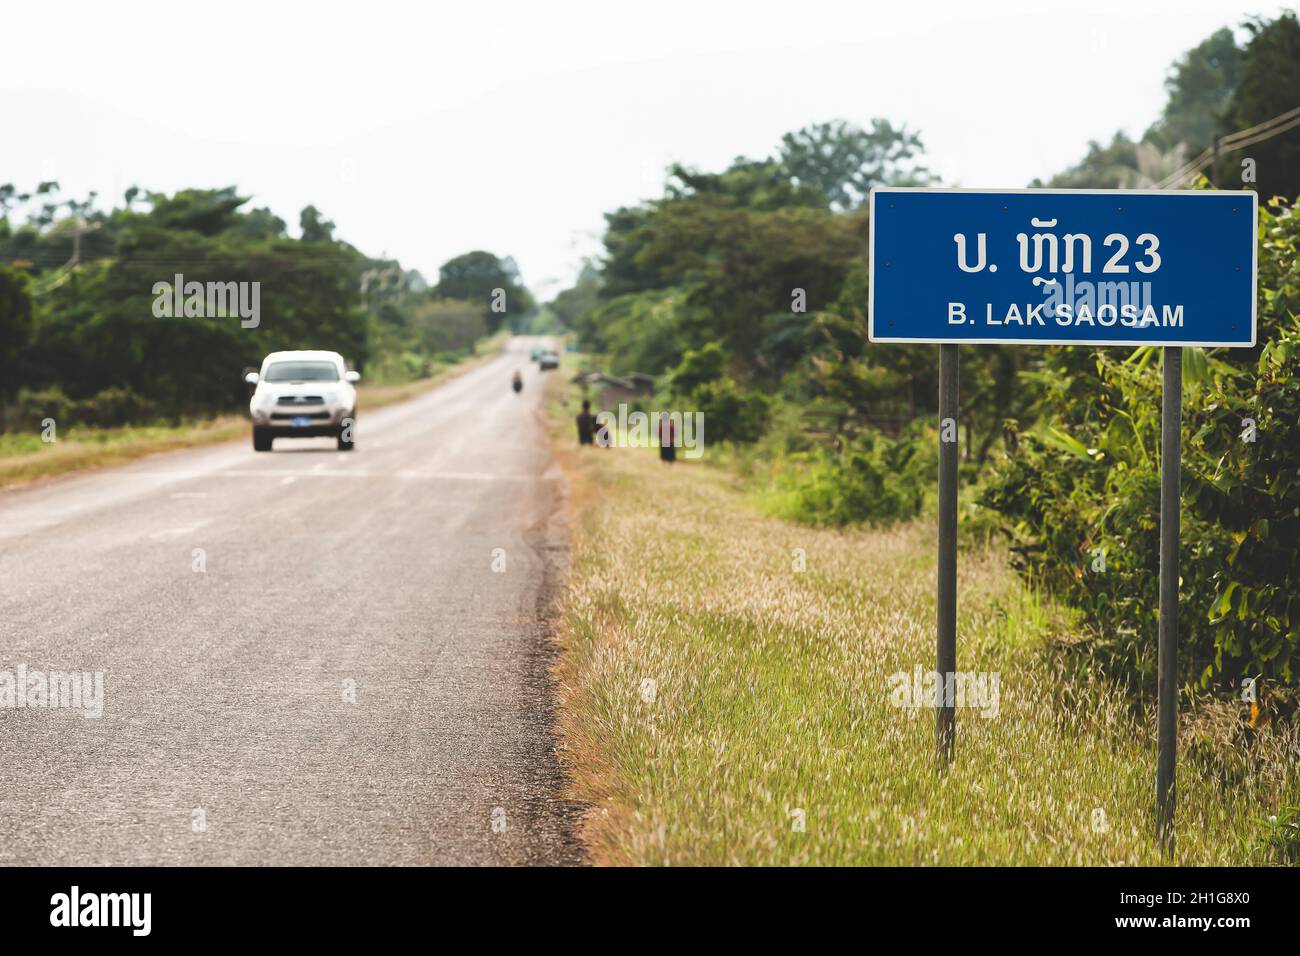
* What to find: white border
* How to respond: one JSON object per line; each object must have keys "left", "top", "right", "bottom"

{"left": 866, "top": 187, "right": 1259, "bottom": 348}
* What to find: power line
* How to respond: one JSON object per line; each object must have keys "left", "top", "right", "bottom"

{"left": 1218, "top": 103, "right": 1300, "bottom": 148}
{"left": 1154, "top": 146, "right": 1214, "bottom": 190}
{"left": 1156, "top": 103, "right": 1300, "bottom": 189}
{"left": 1221, "top": 111, "right": 1300, "bottom": 153}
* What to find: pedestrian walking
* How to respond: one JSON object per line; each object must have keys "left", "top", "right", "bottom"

{"left": 658, "top": 412, "right": 676, "bottom": 463}
{"left": 576, "top": 399, "right": 598, "bottom": 446}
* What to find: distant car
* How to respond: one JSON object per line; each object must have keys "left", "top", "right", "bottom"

{"left": 245, "top": 350, "right": 359, "bottom": 452}
{"left": 538, "top": 349, "right": 560, "bottom": 370}
{"left": 530, "top": 345, "right": 544, "bottom": 362}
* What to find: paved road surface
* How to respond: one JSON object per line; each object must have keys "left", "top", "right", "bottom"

{"left": 0, "top": 337, "right": 582, "bottom": 865}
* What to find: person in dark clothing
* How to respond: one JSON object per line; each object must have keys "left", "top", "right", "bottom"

{"left": 658, "top": 412, "right": 676, "bottom": 463}
{"left": 576, "top": 399, "right": 598, "bottom": 446}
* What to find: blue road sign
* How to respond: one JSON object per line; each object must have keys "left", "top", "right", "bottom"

{"left": 868, "top": 188, "right": 1257, "bottom": 347}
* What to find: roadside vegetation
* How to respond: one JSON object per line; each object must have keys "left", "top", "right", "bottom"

{"left": 0, "top": 184, "right": 536, "bottom": 435}
{"left": 0, "top": 176, "right": 537, "bottom": 486}
{"left": 551, "top": 14, "right": 1300, "bottom": 701}
{"left": 546, "top": 13, "right": 1300, "bottom": 864}
{"left": 548, "top": 384, "right": 1300, "bottom": 864}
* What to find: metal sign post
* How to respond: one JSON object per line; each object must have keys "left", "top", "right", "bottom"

{"left": 1156, "top": 346, "right": 1182, "bottom": 855}
{"left": 936, "top": 344, "right": 959, "bottom": 765}
{"left": 868, "top": 187, "right": 1257, "bottom": 850}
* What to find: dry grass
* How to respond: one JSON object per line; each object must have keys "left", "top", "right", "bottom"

{"left": 547, "top": 384, "right": 1300, "bottom": 866}
{"left": 0, "top": 418, "right": 248, "bottom": 488}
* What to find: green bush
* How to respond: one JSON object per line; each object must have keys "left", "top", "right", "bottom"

{"left": 12, "top": 386, "right": 71, "bottom": 431}
{"left": 982, "top": 198, "right": 1300, "bottom": 691}
{"left": 10, "top": 385, "right": 158, "bottom": 430}
{"left": 667, "top": 341, "right": 726, "bottom": 395}
{"left": 1190, "top": 326, "right": 1300, "bottom": 686}
{"left": 74, "top": 387, "right": 155, "bottom": 427}
{"left": 691, "top": 376, "right": 770, "bottom": 443}
{"left": 765, "top": 424, "right": 935, "bottom": 527}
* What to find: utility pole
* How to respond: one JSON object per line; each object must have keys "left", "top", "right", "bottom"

{"left": 65, "top": 213, "right": 101, "bottom": 304}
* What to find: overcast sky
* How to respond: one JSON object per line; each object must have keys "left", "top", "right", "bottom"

{"left": 3, "top": 0, "right": 1285, "bottom": 295}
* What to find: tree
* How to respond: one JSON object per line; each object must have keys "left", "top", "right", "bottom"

{"left": 0, "top": 264, "right": 35, "bottom": 401}
{"left": 549, "top": 261, "right": 601, "bottom": 333}
{"left": 1037, "top": 132, "right": 1140, "bottom": 188}
{"left": 666, "top": 158, "right": 825, "bottom": 211}
{"left": 434, "top": 250, "right": 533, "bottom": 331}
{"left": 619, "top": 198, "right": 866, "bottom": 372}
{"left": 598, "top": 206, "right": 663, "bottom": 299}
{"left": 1148, "top": 27, "right": 1242, "bottom": 153}
{"left": 0, "top": 183, "right": 33, "bottom": 219}
{"left": 299, "top": 205, "right": 335, "bottom": 242}
{"left": 28, "top": 181, "right": 63, "bottom": 228}
{"left": 1039, "top": 24, "right": 1247, "bottom": 190}
{"left": 666, "top": 341, "right": 726, "bottom": 396}
{"left": 405, "top": 297, "right": 487, "bottom": 355}
{"left": 777, "top": 119, "right": 936, "bottom": 211}
{"left": 1217, "top": 13, "right": 1300, "bottom": 199}
{"left": 237, "top": 207, "right": 288, "bottom": 240}
{"left": 146, "top": 187, "right": 246, "bottom": 235}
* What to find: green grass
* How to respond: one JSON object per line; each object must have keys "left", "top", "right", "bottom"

{"left": 546, "top": 372, "right": 1300, "bottom": 865}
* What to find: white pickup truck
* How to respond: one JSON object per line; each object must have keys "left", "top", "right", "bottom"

{"left": 245, "top": 350, "right": 359, "bottom": 452}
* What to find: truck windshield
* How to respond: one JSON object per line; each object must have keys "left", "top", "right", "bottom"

{"left": 264, "top": 361, "right": 340, "bottom": 382}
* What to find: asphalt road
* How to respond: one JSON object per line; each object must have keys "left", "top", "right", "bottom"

{"left": 0, "top": 337, "right": 582, "bottom": 865}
